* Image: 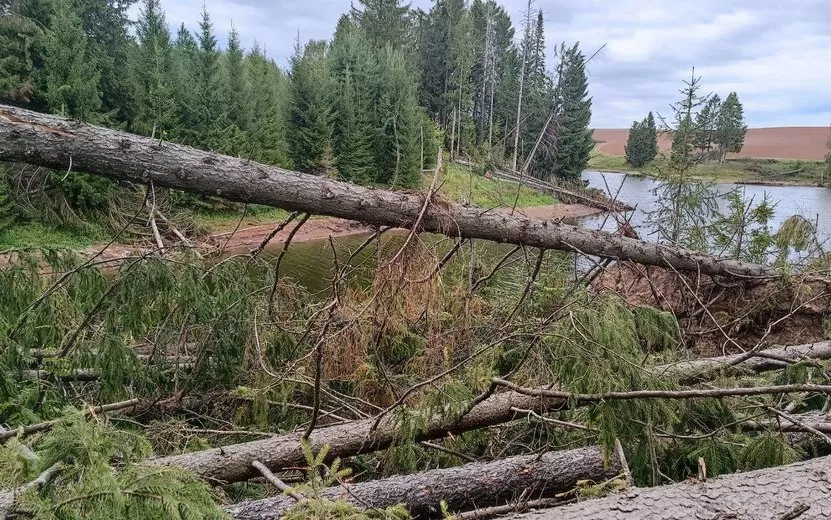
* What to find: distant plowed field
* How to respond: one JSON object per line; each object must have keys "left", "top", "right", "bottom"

{"left": 593, "top": 127, "right": 829, "bottom": 161}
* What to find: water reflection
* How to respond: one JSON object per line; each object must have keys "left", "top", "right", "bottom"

{"left": 581, "top": 171, "right": 831, "bottom": 245}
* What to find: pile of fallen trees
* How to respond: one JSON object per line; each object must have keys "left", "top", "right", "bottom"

{"left": 2, "top": 105, "right": 831, "bottom": 519}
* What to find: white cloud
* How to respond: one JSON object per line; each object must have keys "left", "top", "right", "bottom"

{"left": 137, "top": 0, "right": 831, "bottom": 128}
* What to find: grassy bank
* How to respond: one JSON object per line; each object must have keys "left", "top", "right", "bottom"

{"left": 1, "top": 158, "right": 555, "bottom": 249}
{"left": 587, "top": 151, "right": 828, "bottom": 187}
{"left": 433, "top": 159, "right": 554, "bottom": 208}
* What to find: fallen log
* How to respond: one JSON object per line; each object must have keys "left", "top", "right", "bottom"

{"left": 146, "top": 342, "right": 831, "bottom": 484}
{"left": 0, "top": 104, "right": 776, "bottom": 279}
{"left": 226, "top": 446, "right": 622, "bottom": 520}
{"left": 656, "top": 340, "right": 831, "bottom": 385}
{"left": 505, "top": 455, "right": 831, "bottom": 520}
{"left": 0, "top": 399, "right": 140, "bottom": 442}
{"left": 0, "top": 463, "right": 61, "bottom": 519}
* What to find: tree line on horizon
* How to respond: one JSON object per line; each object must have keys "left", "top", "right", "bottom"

{"left": 0, "top": 0, "right": 594, "bottom": 188}
{"left": 625, "top": 81, "right": 748, "bottom": 169}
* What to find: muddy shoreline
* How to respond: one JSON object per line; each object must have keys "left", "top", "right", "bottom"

{"left": 0, "top": 203, "right": 603, "bottom": 267}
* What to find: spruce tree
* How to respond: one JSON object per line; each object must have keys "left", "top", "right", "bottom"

{"left": 329, "top": 24, "right": 376, "bottom": 183}
{"left": 645, "top": 111, "right": 658, "bottom": 159}
{"left": 694, "top": 94, "right": 720, "bottom": 157}
{"left": 625, "top": 112, "right": 658, "bottom": 168}
{"left": 376, "top": 46, "right": 422, "bottom": 187}
{"left": 193, "top": 7, "right": 227, "bottom": 149}
{"left": 624, "top": 120, "right": 646, "bottom": 167}
{"left": 287, "top": 40, "right": 335, "bottom": 174}
{"left": 43, "top": 0, "right": 102, "bottom": 120}
{"left": 246, "top": 43, "right": 290, "bottom": 166}
{"left": 550, "top": 43, "right": 593, "bottom": 181}
{"left": 351, "top": 0, "right": 411, "bottom": 50}
{"left": 715, "top": 92, "right": 747, "bottom": 162}
{"left": 224, "top": 26, "right": 250, "bottom": 131}
{"left": 448, "top": 9, "right": 475, "bottom": 156}
{"left": 132, "top": 0, "right": 177, "bottom": 137}
{"left": 74, "top": 0, "right": 133, "bottom": 123}
{"left": 0, "top": 0, "right": 43, "bottom": 104}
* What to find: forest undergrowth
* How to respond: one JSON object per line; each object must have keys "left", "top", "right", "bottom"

{"left": 1, "top": 196, "right": 830, "bottom": 518}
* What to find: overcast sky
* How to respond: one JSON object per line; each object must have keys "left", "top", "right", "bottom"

{"left": 145, "top": 0, "right": 831, "bottom": 128}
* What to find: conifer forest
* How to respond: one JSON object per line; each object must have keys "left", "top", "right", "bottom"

{"left": 1, "top": 0, "right": 831, "bottom": 519}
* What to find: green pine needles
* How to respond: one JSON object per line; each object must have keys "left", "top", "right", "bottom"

{"left": 1, "top": 417, "right": 226, "bottom": 519}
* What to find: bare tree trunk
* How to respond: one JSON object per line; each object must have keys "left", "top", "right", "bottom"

{"left": 511, "top": 0, "right": 532, "bottom": 172}
{"left": 506, "top": 455, "right": 831, "bottom": 520}
{"left": 226, "top": 446, "right": 622, "bottom": 520}
{"left": 0, "top": 105, "right": 778, "bottom": 279}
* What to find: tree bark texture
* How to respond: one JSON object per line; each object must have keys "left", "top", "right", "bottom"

{"left": 506, "top": 455, "right": 831, "bottom": 520}
{"left": 0, "top": 105, "right": 776, "bottom": 279}
{"left": 145, "top": 342, "right": 829, "bottom": 484}
{"left": 656, "top": 340, "right": 831, "bottom": 385}
{"left": 226, "top": 446, "right": 620, "bottom": 520}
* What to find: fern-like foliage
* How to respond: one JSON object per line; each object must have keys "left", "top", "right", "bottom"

{"left": 0, "top": 417, "right": 227, "bottom": 519}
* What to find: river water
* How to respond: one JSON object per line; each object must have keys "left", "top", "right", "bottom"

{"left": 581, "top": 171, "right": 831, "bottom": 246}
{"left": 265, "top": 172, "right": 830, "bottom": 291}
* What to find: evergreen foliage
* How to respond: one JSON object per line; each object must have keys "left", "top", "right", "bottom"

{"left": 43, "top": 0, "right": 102, "bottom": 120}
{"left": 287, "top": 40, "right": 335, "bottom": 175}
{"left": 693, "top": 94, "right": 720, "bottom": 157}
{"left": 0, "top": 417, "right": 227, "bottom": 519}
{"left": 351, "top": 0, "right": 411, "bottom": 51}
{"left": 245, "top": 43, "right": 290, "bottom": 166}
{"left": 548, "top": 43, "right": 593, "bottom": 180}
{"left": 624, "top": 112, "right": 658, "bottom": 168}
{"left": 0, "top": 0, "right": 44, "bottom": 105}
{"left": 132, "top": 0, "right": 177, "bottom": 137}
{"left": 715, "top": 92, "right": 747, "bottom": 162}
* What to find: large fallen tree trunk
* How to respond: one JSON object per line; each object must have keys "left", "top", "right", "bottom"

{"left": 0, "top": 105, "right": 776, "bottom": 279}
{"left": 656, "top": 340, "right": 831, "bottom": 385}
{"left": 146, "top": 342, "right": 831, "bottom": 484}
{"left": 506, "top": 455, "right": 831, "bottom": 520}
{"left": 226, "top": 446, "right": 621, "bottom": 520}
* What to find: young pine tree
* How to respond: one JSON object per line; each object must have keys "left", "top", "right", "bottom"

{"left": 329, "top": 24, "right": 376, "bottom": 184}
{"left": 131, "top": 0, "right": 177, "bottom": 137}
{"left": 245, "top": 43, "right": 290, "bottom": 166}
{"left": 715, "top": 92, "right": 747, "bottom": 163}
{"left": 351, "top": 0, "right": 411, "bottom": 50}
{"left": 693, "top": 94, "right": 720, "bottom": 157}
{"left": 193, "top": 7, "right": 228, "bottom": 150}
{"left": 551, "top": 43, "right": 593, "bottom": 180}
{"left": 43, "top": 0, "right": 102, "bottom": 120}
{"left": 287, "top": 40, "right": 335, "bottom": 174}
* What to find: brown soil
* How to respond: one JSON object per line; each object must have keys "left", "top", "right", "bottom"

{"left": 593, "top": 127, "right": 830, "bottom": 161}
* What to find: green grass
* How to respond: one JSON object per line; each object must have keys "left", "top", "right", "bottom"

{"left": 431, "top": 160, "right": 555, "bottom": 208}
{"left": 588, "top": 151, "right": 827, "bottom": 187}
{"left": 192, "top": 205, "right": 291, "bottom": 232}
{"left": 587, "top": 151, "right": 632, "bottom": 172}
{"left": 0, "top": 221, "right": 107, "bottom": 250}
